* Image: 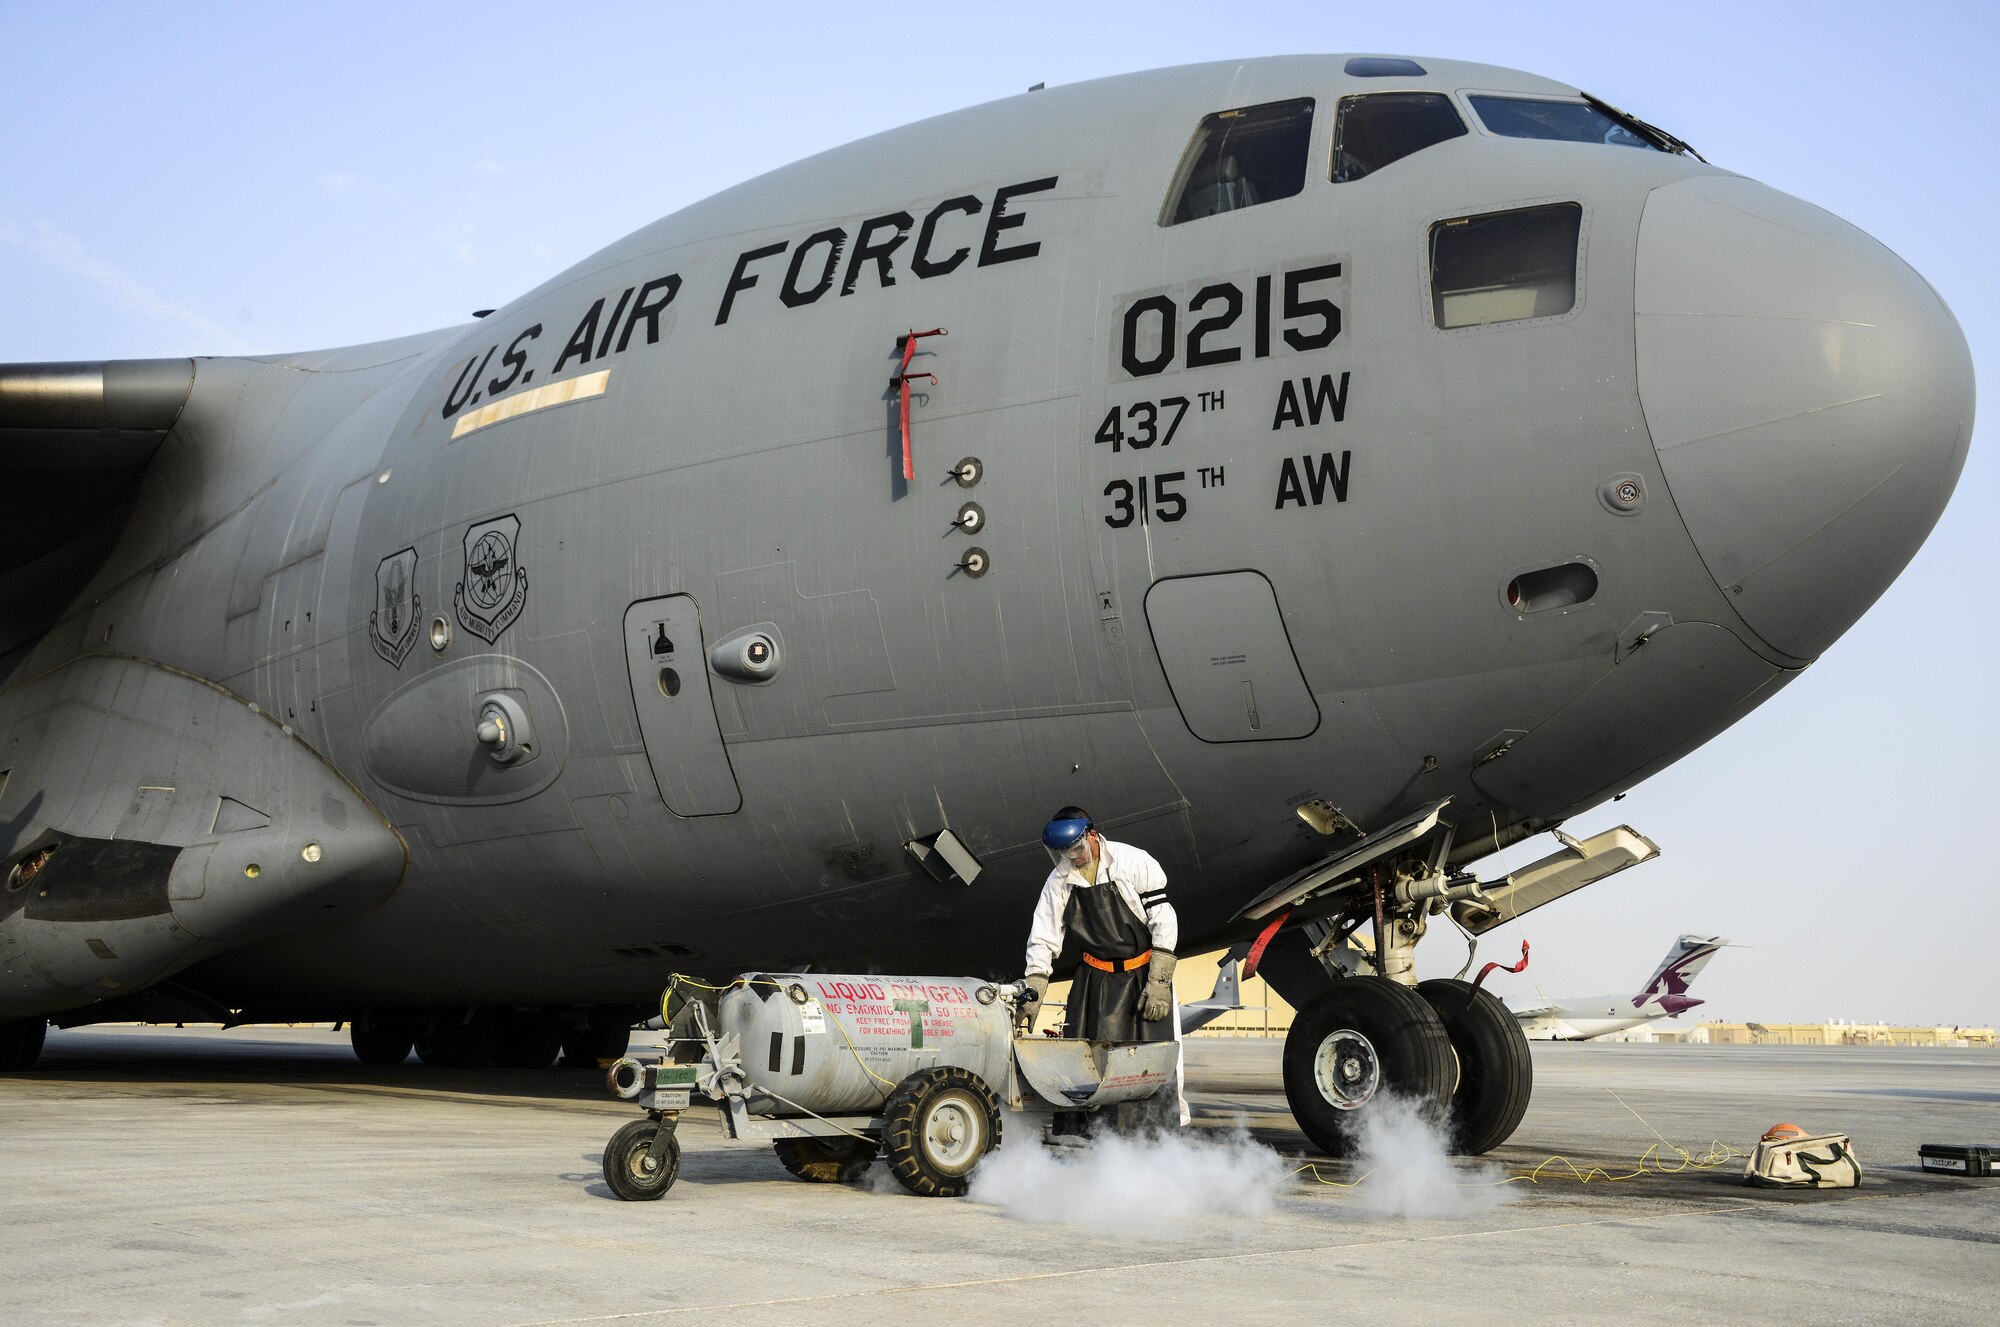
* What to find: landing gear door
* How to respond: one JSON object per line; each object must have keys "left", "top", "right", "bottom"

{"left": 623, "top": 595, "right": 743, "bottom": 816}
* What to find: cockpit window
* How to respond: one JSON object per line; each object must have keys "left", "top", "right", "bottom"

{"left": 1164, "top": 98, "right": 1314, "bottom": 226}
{"left": 1345, "top": 57, "right": 1427, "bottom": 78}
{"left": 1429, "top": 203, "right": 1583, "bottom": 329}
{"left": 1332, "top": 92, "right": 1466, "bottom": 182}
{"left": 1467, "top": 95, "right": 1661, "bottom": 151}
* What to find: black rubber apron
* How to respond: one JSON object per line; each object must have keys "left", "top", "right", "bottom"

{"left": 1061, "top": 879, "right": 1172, "bottom": 1042}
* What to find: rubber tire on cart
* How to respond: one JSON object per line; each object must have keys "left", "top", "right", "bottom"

{"left": 881, "top": 1066, "right": 1001, "bottom": 1197}
{"left": 773, "top": 1136, "right": 880, "bottom": 1183}
{"left": 1282, "top": 976, "right": 1454, "bottom": 1158}
{"left": 603, "top": 1118, "right": 682, "bottom": 1201}
{"left": 1417, "top": 978, "right": 1533, "bottom": 1156}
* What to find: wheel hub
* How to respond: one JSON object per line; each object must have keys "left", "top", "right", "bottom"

{"left": 1312, "top": 1027, "right": 1380, "bottom": 1109}
{"left": 925, "top": 1098, "right": 982, "bottom": 1168}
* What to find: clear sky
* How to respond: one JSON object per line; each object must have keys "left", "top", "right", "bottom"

{"left": 3, "top": 2, "right": 1995, "bottom": 1027}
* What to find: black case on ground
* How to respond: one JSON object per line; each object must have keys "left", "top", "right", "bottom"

{"left": 1918, "top": 1143, "right": 1996, "bottom": 1177}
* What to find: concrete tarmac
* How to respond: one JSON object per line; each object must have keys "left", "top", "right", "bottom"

{"left": 2, "top": 1026, "right": 1995, "bottom": 1326}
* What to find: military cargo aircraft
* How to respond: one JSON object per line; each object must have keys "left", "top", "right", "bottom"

{"left": 0, "top": 54, "right": 1972, "bottom": 1159}
{"left": 1510, "top": 933, "right": 1728, "bottom": 1040}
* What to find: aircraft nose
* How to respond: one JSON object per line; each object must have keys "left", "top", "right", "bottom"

{"left": 1634, "top": 176, "right": 1974, "bottom": 661}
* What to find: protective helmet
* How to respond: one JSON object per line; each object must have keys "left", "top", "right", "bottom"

{"left": 1042, "top": 816, "right": 1091, "bottom": 852}
{"left": 1042, "top": 812, "right": 1096, "bottom": 872}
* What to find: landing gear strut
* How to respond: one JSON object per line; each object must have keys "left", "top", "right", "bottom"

{"left": 1249, "top": 800, "right": 1539, "bottom": 1157}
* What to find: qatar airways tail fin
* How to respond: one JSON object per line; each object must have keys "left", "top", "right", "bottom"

{"left": 1632, "top": 934, "right": 1729, "bottom": 1015}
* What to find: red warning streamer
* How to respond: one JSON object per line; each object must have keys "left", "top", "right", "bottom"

{"left": 893, "top": 327, "right": 946, "bottom": 481}
{"left": 1241, "top": 908, "right": 1291, "bottom": 983}
{"left": 1469, "top": 939, "right": 1531, "bottom": 999}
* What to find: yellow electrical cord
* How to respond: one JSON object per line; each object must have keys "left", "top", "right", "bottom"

{"left": 1290, "top": 1139, "right": 1748, "bottom": 1189}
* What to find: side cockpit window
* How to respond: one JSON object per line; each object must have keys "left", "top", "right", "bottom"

{"left": 1332, "top": 92, "right": 1467, "bottom": 182}
{"left": 1429, "top": 203, "right": 1582, "bottom": 329}
{"left": 1468, "top": 95, "right": 1662, "bottom": 151}
{"left": 1164, "top": 98, "right": 1314, "bottom": 226}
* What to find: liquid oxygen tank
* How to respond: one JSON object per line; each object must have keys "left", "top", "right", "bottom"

{"left": 718, "top": 973, "right": 1014, "bottom": 1115}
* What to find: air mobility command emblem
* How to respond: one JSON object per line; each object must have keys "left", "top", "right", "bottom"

{"left": 454, "top": 513, "right": 527, "bottom": 643}
{"left": 369, "top": 547, "right": 420, "bottom": 667}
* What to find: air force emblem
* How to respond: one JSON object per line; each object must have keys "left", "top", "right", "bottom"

{"left": 454, "top": 513, "right": 528, "bottom": 643}
{"left": 369, "top": 547, "right": 420, "bottom": 667}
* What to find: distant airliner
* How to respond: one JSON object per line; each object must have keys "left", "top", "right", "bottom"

{"left": 1511, "top": 934, "right": 1730, "bottom": 1040}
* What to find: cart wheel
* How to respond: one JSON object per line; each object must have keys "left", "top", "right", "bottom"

{"left": 881, "top": 1066, "right": 1001, "bottom": 1197}
{"left": 773, "top": 1136, "right": 879, "bottom": 1183}
{"left": 602, "top": 1118, "right": 681, "bottom": 1200}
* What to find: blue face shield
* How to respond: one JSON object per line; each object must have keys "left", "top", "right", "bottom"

{"left": 1041, "top": 817, "right": 1096, "bottom": 873}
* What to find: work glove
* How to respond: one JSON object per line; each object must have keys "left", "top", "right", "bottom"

{"left": 1017, "top": 973, "right": 1049, "bottom": 1029}
{"left": 1139, "top": 950, "right": 1177, "bottom": 1023}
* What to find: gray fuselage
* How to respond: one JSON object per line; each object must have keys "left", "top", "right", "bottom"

{"left": 0, "top": 56, "right": 1971, "bottom": 1022}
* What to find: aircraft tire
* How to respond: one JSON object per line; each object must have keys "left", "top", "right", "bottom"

{"left": 416, "top": 1011, "right": 502, "bottom": 1068}
{"left": 495, "top": 1015, "right": 563, "bottom": 1069}
{"left": 773, "top": 1136, "right": 879, "bottom": 1183}
{"left": 1282, "top": 977, "right": 1454, "bottom": 1158}
{"left": 603, "top": 1119, "right": 681, "bottom": 1200}
{"left": 881, "top": 1065, "right": 1001, "bottom": 1197}
{"left": 1417, "top": 978, "right": 1533, "bottom": 1155}
{"left": 349, "top": 1021, "right": 414, "bottom": 1066}
{"left": 1, "top": 1017, "right": 48, "bottom": 1071}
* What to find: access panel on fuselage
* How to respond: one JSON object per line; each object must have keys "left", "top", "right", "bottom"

{"left": 1143, "top": 570, "right": 1319, "bottom": 742}
{"left": 623, "top": 595, "right": 741, "bottom": 815}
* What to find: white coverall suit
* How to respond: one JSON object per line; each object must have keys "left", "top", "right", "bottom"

{"left": 1023, "top": 837, "right": 1189, "bottom": 1125}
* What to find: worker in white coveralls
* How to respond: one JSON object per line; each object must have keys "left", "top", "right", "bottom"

{"left": 1019, "top": 806, "right": 1189, "bottom": 1126}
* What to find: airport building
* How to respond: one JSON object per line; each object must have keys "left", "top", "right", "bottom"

{"left": 1662, "top": 1021, "right": 1996, "bottom": 1048}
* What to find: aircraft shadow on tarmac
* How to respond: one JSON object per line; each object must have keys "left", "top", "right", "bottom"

{"left": 26, "top": 1033, "right": 616, "bottom": 1105}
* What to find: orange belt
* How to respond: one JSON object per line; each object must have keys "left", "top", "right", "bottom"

{"left": 1081, "top": 949, "right": 1152, "bottom": 973}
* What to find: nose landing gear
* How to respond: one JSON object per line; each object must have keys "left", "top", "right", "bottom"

{"left": 1248, "top": 801, "right": 1537, "bottom": 1157}
{"left": 1281, "top": 973, "right": 1532, "bottom": 1158}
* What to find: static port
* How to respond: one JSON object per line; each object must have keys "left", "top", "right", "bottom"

{"left": 658, "top": 667, "right": 681, "bottom": 698}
